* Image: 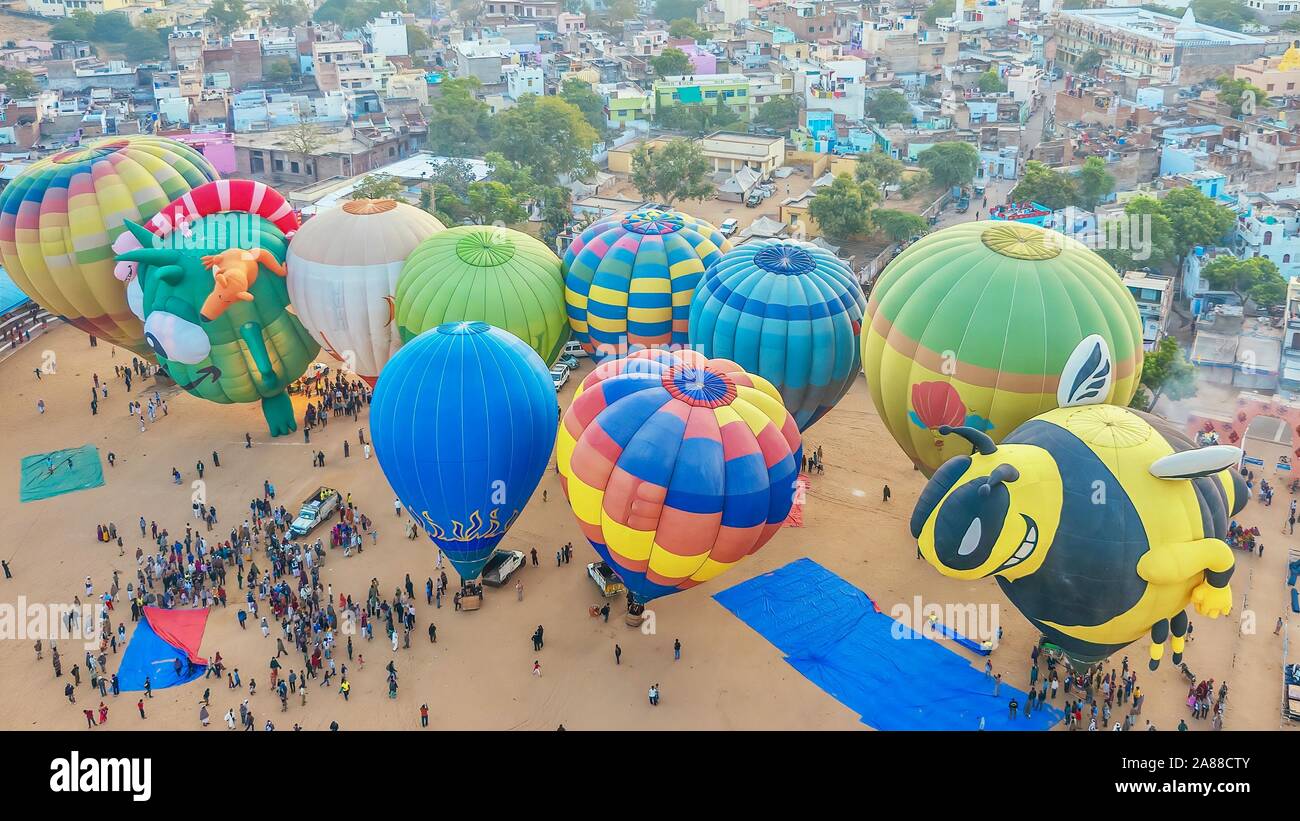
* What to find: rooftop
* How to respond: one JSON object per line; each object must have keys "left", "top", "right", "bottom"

{"left": 1059, "top": 7, "right": 1266, "bottom": 46}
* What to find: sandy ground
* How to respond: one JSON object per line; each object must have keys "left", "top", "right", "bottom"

{"left": 0, "top": 323, "right": 1293, "bottom": 731}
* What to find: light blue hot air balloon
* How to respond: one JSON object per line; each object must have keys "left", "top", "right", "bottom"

{"left": 370, "top": 321, "right": 558, "bottom": 582}
{"left": 688, "top": 240, "right": 866, "bottom": 431}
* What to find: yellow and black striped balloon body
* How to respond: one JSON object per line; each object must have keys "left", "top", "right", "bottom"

{"left": 913, "top": 404, "right": 1246, "bottom": 667}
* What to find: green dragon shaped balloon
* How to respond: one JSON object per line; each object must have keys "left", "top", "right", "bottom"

{"left": 116, "top": 214, "right": 319, "bottom": 436}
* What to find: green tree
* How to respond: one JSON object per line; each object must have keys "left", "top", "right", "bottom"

{"left": 350, "top": 174, "right": 407, "bottom": 200}
{"left": 537, "top": 185, "right": 574, "bottom": 247}
{"left": 977, "top": 70, "right": 1006, "bottom": 93}
{"left": 1077, "top": 156, "right": 1115, "bottom": 210}
{"left": 1214, "top": 75, "right": 1271, "bottom": 115}
{"left": 485, "top": 151, "right": 538, "bottom": 199}
{"left": 651, "top": 47, "right": 693, "bottom": 78}
{"left": 1282, "top": 15, "right": 1300, "bottom": 31}
{"left": 899, "top": 169, "right": 933, "bottom": 199}
{"left": 407, "top": 25, "right": 433, "bottom": 55}
{"left": 264, "top": 58, "right": 295, "bottom": 84}
{"left": 427, "top": 158, "right": 479, "bottom": 197}
{"left": 807, "top": 175, "right": 879, "bottom": 240}
{"left": 1135, "top": 336, "right": 1197, "bottom": 409}
{"left": 1061, "top": 0, "right": 1087, "bottom": 8}
{"left": 1075, "top": 49, "right": 1104, "bottom": 73}
{"left": 630, "top": 138, "right": 714, "bottom": 207}
{"left": 0, "top": 68, "right": 38, "bottom": 98}
{"left": 1095, "top": 196, "right": 1176, "bottom": 273}
{"left": 917, "top": 142, "right": 979, "bottom": 190}
{"left": 923, "top": 0, "right": 955, "bottom": 25}
{"left": 1190, "top": 0, "right": 1256, "bottom": 32}
{"left": 606, "top": 0, "right": 638, "bottom": 23}
{"left": 267, "top": 0, "right": 310, "bottom": 27}
{"left": 465, "top": 180, "right": 527, "bottom": 225}
{"left": 561, "top": 78, "right": 609, "bottom": 138}
{"left": 1010, "top": 161, "right": 1077, "bottom": 210}
{"left": 122, "top": 27, "right": 167, "bottom": 62}
{"left": 754, "top": 96, "right": 799, "bottom": 130}
{"left": 855, "top": 151, "right": 905, "bottom": 191}
{"left": 1159, "top": 186, "right": 1237, "bottom": 272}
{"left": 49, "top": 11, "right": 94, "bottom": 41}
{"left": 654, "top": 0, "right": 703, "bottom": 22}
{"left": 873, "top": 209, "right": 930, "bottom": 242}
{"left": 669, "top": 18, "right": 706, "bottom": 41}
{"left": 427, "top": 77, "right": 494, "bottom": 157}
{"left": 91, "top": 11, "right": 133, "bottom": 41}
{"left": 654, "top": 103, "right": 737, "bottom": 135}
{"left": 490, "top": 95, "right": 599, "bottom": 184}
{"left": 207, "top": 0, "right": 249, "bottom": 37}
{"left": 1201, "top": 255, "right": 1287, "bottom": 308}
{"left": 866, "top": 89, "right": 912, "bottom": 125}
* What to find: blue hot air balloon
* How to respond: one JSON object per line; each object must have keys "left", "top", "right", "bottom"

{"left": 688, "top": 239, "right": 866, "bottom": 431}
{"left": 370, "top": 321, "right": 558, "bottom": 582}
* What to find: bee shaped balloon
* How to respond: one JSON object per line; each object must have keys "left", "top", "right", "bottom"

{"left": 912, "top": 399, "right": 1246, "bottom": 673}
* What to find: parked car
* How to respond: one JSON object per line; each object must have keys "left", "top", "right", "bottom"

{"left": 557, "top": 353, "right": 580, "bottom": 370}
{"left": 745, "top": 192, "right": 762, "bottom": 208}
{"left": 562, "top": 340, "right": 589, "bottom": 358}
{"left": 550, "top": 363, "right": 570, "bottom": 390}
{"left": 289, "top": 486, "right": 341, "bottom": 537}
{"left": 720, "top": 218, "right": 739, "bottom": 237}
{"left": 587, "top": 561, "right": 626, "bottom": 598}
{"left": 482, "top": 549, "right": 526, "bottom": 587}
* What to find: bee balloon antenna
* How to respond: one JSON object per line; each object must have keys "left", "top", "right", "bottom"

{"left": 979, "top": 464, "right": 1022, "bottom": 497}
{"left": 937, "top": 425, "right": 997, "bottom": 456}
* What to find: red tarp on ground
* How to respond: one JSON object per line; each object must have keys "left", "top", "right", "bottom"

{"left": 784, "top": 474, "right": 810, "bottom": 527}
{"left": 143, "top": 606, "right": 209, "bottom": 664}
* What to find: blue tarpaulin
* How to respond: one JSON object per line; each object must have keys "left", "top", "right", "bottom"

{"left": 117, "top": 609, "right": 208, "bottom": 691}
{"left": 0, "top": 265, "right": 30, "bottom": 315}
{"left": 713, "top": 558, "right": 1062, "bottom": 731}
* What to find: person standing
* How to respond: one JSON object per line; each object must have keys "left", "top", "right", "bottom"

{"left": 674, "top": 639, "right": 681, "bottom": 661}
{"left": 137, "top": 699, "right": 145, "bottom": 719}
{"left": 882, "top": 485, "right": 891, "bottom": 502}
{"left": 515, "top": 579, "right": 524, "bottom": 602}
{"left": 615, "top": 644, "right": 622, "bottom": 665}
{"left": 420, "top": 703, "right": 429, "bottom": 728}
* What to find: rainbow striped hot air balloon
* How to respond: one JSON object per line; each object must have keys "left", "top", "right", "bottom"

{"left": 0, "top": 136, "right": 218, "bottom": 356}
{"left": 394, "top": 225, "right": 568, "bottom": 366}
{"left": 862, "top": 221, "right": 1143, "bottom": 476}
{"left": 563, "top": 208, "right": 729, "bottom": 361}
{"left": 557, "top": 349, "right": 801, "bottom": 613}
{"left": 689, "top": 239, "right": 866, "bottom": 431}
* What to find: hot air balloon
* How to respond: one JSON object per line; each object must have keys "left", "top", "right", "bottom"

{"left": 116, "top": 179, "right": 301, "bottom": 327}
{"left": 0, "top": 136, "right": 218, "bottom": 356}
{"left": 688, "top": 239, "right": 865, "bottom": 431}
{"left": 371, "top": 322, "right": 557, "bottom": 584}
{"left": 287, "top": 199, "right": 445, "bottom": 385}
{"left": 863, "top": 221, "right": 1143, "bottom": 476}
{"left": 564, "top": 208, "right": 730, "bottom": 361}
{"left": 557, "top": 348, "right": 801, "bottom": 619}
{"left": 115, "top": 215, "right": 319, "bottom": 436}
{"left": 393, "top": 225, "right": 568, "bottom": 365}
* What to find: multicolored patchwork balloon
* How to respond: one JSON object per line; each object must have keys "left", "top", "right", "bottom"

{"left": 0, "top": 136, "right": 218, "bottom": 355}
{"left": 557, "top": 349, "right": 801, "bottom": 606}
{"left": 370, "top": 322, "right": 558, "bottom": 582}
{"left": 563, "top": 208, "right": 729, "bottom": 360}
{"left": 688, "top": 239, "right": 866, "bottom": 431}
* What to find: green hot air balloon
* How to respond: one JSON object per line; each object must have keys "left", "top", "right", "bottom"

{"left": 862, "top": 221, "right": 1144, "bottom": 476}
{"left": 394, "top": 225, "right": 569, "bottom": 365}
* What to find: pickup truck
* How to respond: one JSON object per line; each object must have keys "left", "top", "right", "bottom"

{"left": 289, "top": 486, "right": 341, "bottom": 537}
{"left": 482, "top": 549, "right": 525, "bottom": 587}
{"left": 587, "top": 561, "right": 625, "bottom": 598}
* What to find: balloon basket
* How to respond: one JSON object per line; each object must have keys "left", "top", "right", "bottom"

{"left": 624, "top": 611, "right": 646, "bottom": 628}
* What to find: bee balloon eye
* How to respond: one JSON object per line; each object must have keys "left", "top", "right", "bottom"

{"left": 143, "top": 311, "right": 211, "bottom": 365}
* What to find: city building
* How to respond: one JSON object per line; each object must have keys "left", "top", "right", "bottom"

{"left": 1234, "top": 44, "right": 1300, "bottom": 100}
{"left": 1055, "top": 7, "right": 1268, "bottom": 84}
{"left": 25, "top": 0, "right": 130, "bottom": 16}
{"left": 653, "top": 73, "right": 754, "bottom": 120}
{"left": 1122, "top": 271, "right": 1174, "bottom": 350}
{"left": 1236, "top": 198, "right": 1300, "bottom": 281}
{"left": 698, "top": 132, "right": 786, "bottom": 175}
{"left": 598, "top": 82, "right": 652, "bottom": 127}
{"left": 1281, "top": 275, "right": 1300, "bottom": 391}
{"left": 366, "top": 12, "right": 410, "bottom": 58}
{"left": 503, "top": 64, "right": 543, "bottom": 100}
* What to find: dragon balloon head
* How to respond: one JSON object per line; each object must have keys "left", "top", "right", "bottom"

{"left": 116, "top": 216, "right": 318, "bottom": 436}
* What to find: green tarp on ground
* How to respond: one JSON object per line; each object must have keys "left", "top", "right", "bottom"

{"left": 20, "top": 445, "right": 104, "bottom": 502}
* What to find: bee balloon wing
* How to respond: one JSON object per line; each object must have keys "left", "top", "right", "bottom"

{"left": 1149, "top": 445, "right": 1243, "bottom": 480}
{"left": 1057, "top": 334, "right": 1114, "bottom": 409}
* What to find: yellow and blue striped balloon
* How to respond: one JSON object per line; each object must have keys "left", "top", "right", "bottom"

{"left": 689, "top": 240, "right": 866, "bottom": 431}
{"left": 563, "top": 208, "right": 729, "bottom": 360}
